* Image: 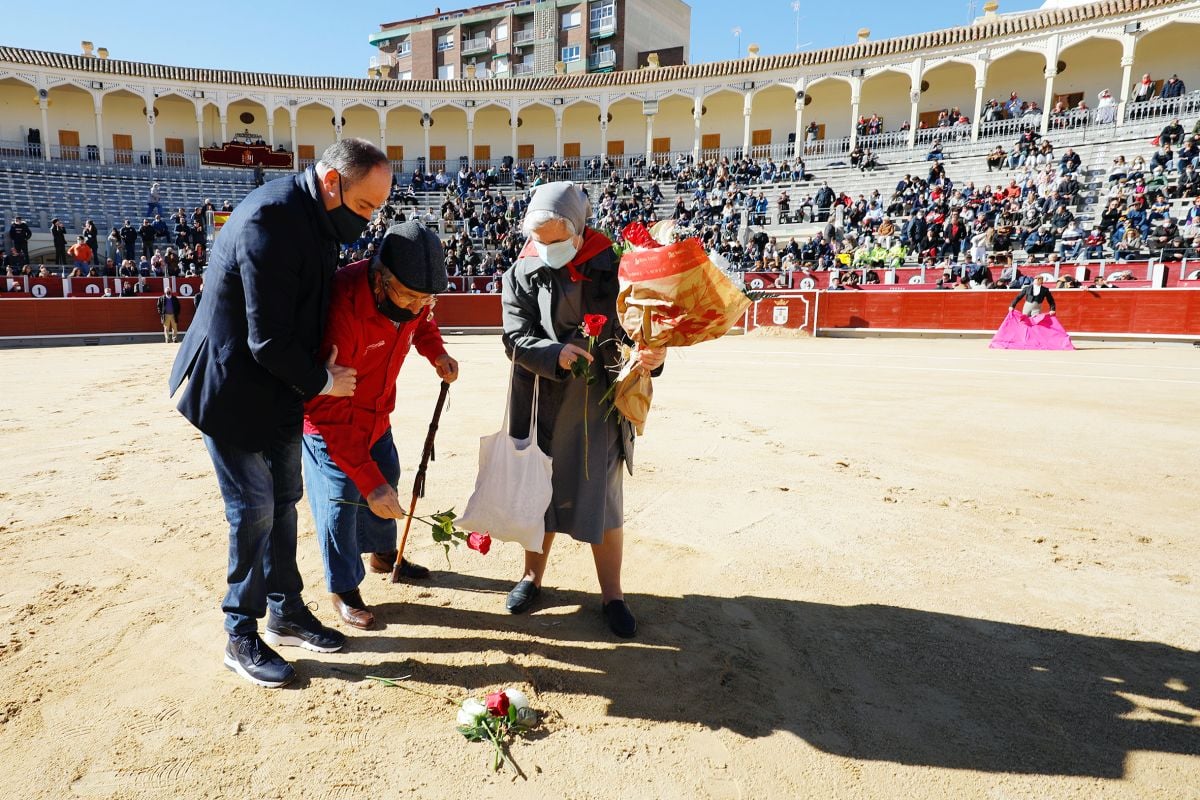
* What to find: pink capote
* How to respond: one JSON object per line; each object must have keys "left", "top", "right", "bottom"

{"left": 989, "top": 309, "right": 1075, "bottom": 350}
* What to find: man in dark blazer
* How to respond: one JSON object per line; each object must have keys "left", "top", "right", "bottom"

{"left": 169, "top": 138, "right": 391, "bottom": 688}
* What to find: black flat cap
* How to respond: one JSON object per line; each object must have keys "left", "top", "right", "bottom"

{"left": 378, "top": 221, "right": 447, "bottom": 294}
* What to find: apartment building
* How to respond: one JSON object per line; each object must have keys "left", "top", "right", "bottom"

{"left": 368, "top": 0, "right": 690, "bottom": 80}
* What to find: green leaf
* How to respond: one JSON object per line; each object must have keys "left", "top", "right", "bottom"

{"left": 431, "top": 527, "right": 451, "bottom": 543}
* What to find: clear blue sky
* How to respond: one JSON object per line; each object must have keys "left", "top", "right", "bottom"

{"left": 3, "top": 0, "right": 1046, "bottom": 76}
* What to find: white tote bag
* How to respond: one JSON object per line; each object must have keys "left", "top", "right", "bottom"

{"left": 457, "top": 369, "right": 553, "bottom": 553}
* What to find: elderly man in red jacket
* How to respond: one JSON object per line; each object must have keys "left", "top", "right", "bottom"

{"left": 303, "top": 221, "right": 459, "bottom": 629}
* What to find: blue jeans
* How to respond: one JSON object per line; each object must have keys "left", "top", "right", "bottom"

{"left": 302, "top": 430, "right": 401, "bottom": 594}
{"left": 203, "top": 426, "right": 306, "bottom": 635}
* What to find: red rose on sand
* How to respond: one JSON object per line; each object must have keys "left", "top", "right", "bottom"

{"left": 582, "top": 314, "right": 607, "bottom": 338}
{"left": 486, "top": 690, "right": 510, "bottom": 717}
{"left": 467, "top": 531, "right": 491, "bottom": 555}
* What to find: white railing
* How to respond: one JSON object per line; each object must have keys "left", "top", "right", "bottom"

{"left": 589, "top": 18, "right": 616, "bottom": 36}
{"left": 587, "top": 50, "right": 616, "bottom": 70}
{"left": 513, "top": 29, "right": 536, "bottom": 45}
{"left": 513, "top": 63, "right": 535, "bottom": 76}
{"left": 462, "top": 37, "right": 492, "bottom": 56}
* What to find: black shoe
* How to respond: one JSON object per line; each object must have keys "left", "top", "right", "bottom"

{"left": 262, "top": 605, "right": 346, "bottom": 653}
{"left": 602, "top": 600, "right": 637, "bottom": 638}
{"left": 505, "top": 579, "right": 541, "bottom": 614}
{"left": 224, "top": 633, "right": 296, "bottom": 688}
{"left": 397, "top": 558, "right": 430, "bottom": 580}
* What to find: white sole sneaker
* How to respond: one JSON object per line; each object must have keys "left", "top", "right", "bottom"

{"left": 261, "top": 628, "right": 344, "bottom": 654}
{"left": 223, "top": 653, "right": 294, "bottom": 688}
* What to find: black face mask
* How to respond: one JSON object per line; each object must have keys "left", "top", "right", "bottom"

{"left": 372, "top": 270, "right": 417, "bottom": 323}
{"left": 328, "top": 174, "right": 371, "bottom": 244}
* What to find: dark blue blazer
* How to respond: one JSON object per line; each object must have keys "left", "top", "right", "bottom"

{"left": 169, "top": 168, "right": 340, "bottom": 451}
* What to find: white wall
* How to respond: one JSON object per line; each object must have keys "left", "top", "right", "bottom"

{"left": 698, "top": 91, "right": 745, "bottom": 149}
{"left": 561, "top": 102, "right": 602, "bottom": 158}
{"left": 751, "top": 86, "right": 800, "bottom": 146}
{"left": 858, "top": 72, "right": 912, "bottom": 132}
{"left": 46, "top": 88, "right": 97, "bottom": 150}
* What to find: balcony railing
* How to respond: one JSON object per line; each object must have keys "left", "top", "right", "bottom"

{"left": 589, "top": 18, "right": 616, "bottom": 37}
{"left": 462, "top": 36, "right": 492, "bottom": 56}
{"left": 587, "top": 50, "right": 617, "bottom": 70}
{"left": 513, "top": 63, "right": 536, "bottom": 76}
{"left": 513, "top": 29, "right": 536, "bottom": 45}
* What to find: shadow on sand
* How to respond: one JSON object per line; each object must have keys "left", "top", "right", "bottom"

{"left": 296, "top": 574, "right": 1198, "bottom": 779}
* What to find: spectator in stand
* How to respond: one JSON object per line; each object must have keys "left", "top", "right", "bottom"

{"left": 1130, "top": 73, "right": 1155, "bottom": 118}
{"left": 82, "top": 219, "right": 99, "bottom": 266}
{"left": 1116, "top": 226, "right": 1145, "bottom": 261}
{"left": 140, "top": 219, "right": 156, "bottom": 258}
{"left": 7, "top": 216, "right": 31, "bottom": 263}
{"left": 1160, "top": 74, "right": 1186, "bottom": 100}
{"left": 1057, "top": 219, "right": 1084, "bottom": 259}
{"left": 1059, "top": 147, "right": 1082, "bottom": 175}
{"left": 1160, "top": 118, "right": 1186, "bottom": 148}
{"left": 1083, "top": 227, "right": 1106, "bottom": 259}
{"left": 147, "top": 181, "right": 162, "bottom": 217}
{"left": 987, "top": 145, "right": 1007, "bottom": 172}
{"left": 120, "top": 220, "right": 138, "bottom": 261}
{"left": 67, "top": 236, "right": 92, "bottom": 271}
{"left": 50, "top": 217, "right": 68, "bottom": 266}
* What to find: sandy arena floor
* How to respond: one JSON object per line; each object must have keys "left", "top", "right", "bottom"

{"left": 0, "top": 334, "right": 1196, "bottom": 799}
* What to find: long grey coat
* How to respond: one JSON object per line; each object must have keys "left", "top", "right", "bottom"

{"left": 501, "top": 240, "right": 638, "bottom": 544}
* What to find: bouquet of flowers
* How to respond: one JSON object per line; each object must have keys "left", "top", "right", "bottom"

{"left": 608, "top": 221, "right": 752, "bottom": 433}
{"left": 456, "top": 687, "right": 540, "bottom": 773}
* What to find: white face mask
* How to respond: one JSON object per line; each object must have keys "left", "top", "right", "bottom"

{"left": 534, "top": 238, "right": 579, "bottom": 269}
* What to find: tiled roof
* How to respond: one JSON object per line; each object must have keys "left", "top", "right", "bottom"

{"left": 0, "top": 0, "right": 1185, "bottom": 94}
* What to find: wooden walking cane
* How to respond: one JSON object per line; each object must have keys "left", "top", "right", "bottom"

{"left": 392, "top": 380, "right": 451, "bottom": 583}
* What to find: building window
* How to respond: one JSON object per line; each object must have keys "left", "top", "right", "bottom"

{"left": 561, "top": 9, "right": 582, "bottom": 28}
{"left": 494, "top": 56, "right": 509, "bottom": 74}
{"left": 438, "top": 63, "right": 455, "bottom": 80}
{"left": 589, "top": 2, "right": 615, "bottom": 31}
{"left": 437, "top": 33, "right": 455, "bottom": 51}
{"left": 561, "top": 45, "right": 581, "bottom": 63}
{"left": 397, "top": 70, "right": 412, "bottom": 80}
{"left": 395, "top": 40, "right": 411, "bottom": 57}
{"left": 496, "top": 22, "right": 509, "bottom": 41}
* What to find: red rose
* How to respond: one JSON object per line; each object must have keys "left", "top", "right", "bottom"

{"left": 621, "top": 221, "right": 662, "bottom": 249}
{"left": 485, "top": 690, "right": 509, "bottom": 717}
{"left": 467, "top": 531, "right": 491, "bottom": 555}
{"left": 581, "top": 314, "right": 607, "bottom": 338}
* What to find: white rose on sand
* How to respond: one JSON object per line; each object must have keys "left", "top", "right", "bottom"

{"left": 457, "top": 698, "right": 487, "bottom": 726}
{"left": 502, "top": 688, "right": 529, "bottom": 711}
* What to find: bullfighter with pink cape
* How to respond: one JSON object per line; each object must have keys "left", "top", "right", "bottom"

{"left": 990, "top": 276, "right": 1075, "bottom": 350}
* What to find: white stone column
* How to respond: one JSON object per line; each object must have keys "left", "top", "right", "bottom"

{"left": 510, "top": 108, "right": 519, "bottom": 162}
{"left": 645, "top": 111, "right": 655, "bottom": 161}
{"left": 95, "top": 100, "right": 107, "bottom": 165}
{"left": 1117, "top": 40, "right": 1136, "bottom": 124}
{"left": 1040, "top": 68, "right": 1057, "bottom": 136}
{"left": 196, "top": 113, "right": 205, "bottom": 150}
{"left": 971, "top": 79, "right": 986, "bottom": 141}
{"left": 742, "top": 96, "right": 753, "bottom": 156}
{"left": 908, "top": 58, "right": 924, "bottom": 150}
{"left": 378, "top": 107, "right": 389, "bottom": 154}
{"left": 423, "top": 114, "right": 432, "bottom": 167}
{"left": 145, "top": 94, "right": 157, "bottom": 167}
{"left": 848, "top": 94, "right": 861, "bottom": 151}
{"left": 39, "top": 98, "right": 50, "bottom": 161}
{"left": 289, "top": 114, "right": 299, "bottom": 171}
{"left": 693, "top": 94, "right": 704, "bottom": 163}
{"left": 793, "top": 89, "right": 806, "bottom": 162}
{"left": 466, "top": 121, "right": 475, "bottom": 165}
{"left": 219, "top": 114, "right": 228, "bottom": 144}
{"left": 598, "top": 96, "right": 609, "bottom": 158}
{"left": 554, "top": 110, "right": 564, "bottom": 160}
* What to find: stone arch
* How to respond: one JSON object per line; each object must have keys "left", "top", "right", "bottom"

{"left": 1130, "top": 21, "right": 1200, "bottom": 100}
{"left": 100, "top": 88, "right": 149, "bottom": 157}
{"left": 560, "top": 99, "right": 601, "bottom": 165}
{"left": 1053, "top": 36, "right": 1123, "bottom": 115}
{"left": 982, "top": 49, "right": 1050, "bottom": 114}
{"left": 857, "top": 70, "right": 913, "bottom": 138}
{"left": 748, "top": 83, "right": 797, "bottom": 159}
{"left": 803, "top": 78, "right": 853, "bottom": 142}
{"left": 697, "top": 89, "right": 743, "bottom": 160}
{"left": 917, "top": 60, "right": 975, "bottom": 130}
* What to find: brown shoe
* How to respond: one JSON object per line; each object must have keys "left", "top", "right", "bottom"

{"left": 368, "top": 551, "right": 397, "bottom": 574}
{"left": 330, "top": 590, "right": 375, "bottom": 630}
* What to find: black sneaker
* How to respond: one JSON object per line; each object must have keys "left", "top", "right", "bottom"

{"left": 262, "top": 605, "right": 346, "bottom": 653}
{"left": 224, "top": 633, "right": 296, "bottom": 688}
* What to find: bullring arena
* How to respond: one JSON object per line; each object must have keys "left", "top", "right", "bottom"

{"left": 1, "top": 0, "right": 1199, "bottom": 797}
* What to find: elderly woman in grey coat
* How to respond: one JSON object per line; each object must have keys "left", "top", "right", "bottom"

{"left": 500, "top": 181, "right": 665, "bottom": 638}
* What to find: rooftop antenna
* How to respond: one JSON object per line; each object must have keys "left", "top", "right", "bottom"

{"left": 792, "top": 1, "right": 801, "bottom": 51}
{"left": 967, "top": 0, "right": 979, "bottom": 22}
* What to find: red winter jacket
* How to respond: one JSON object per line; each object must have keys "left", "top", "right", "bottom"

{"left": 303, "top": 259, "right": 447, "bottom": 496}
